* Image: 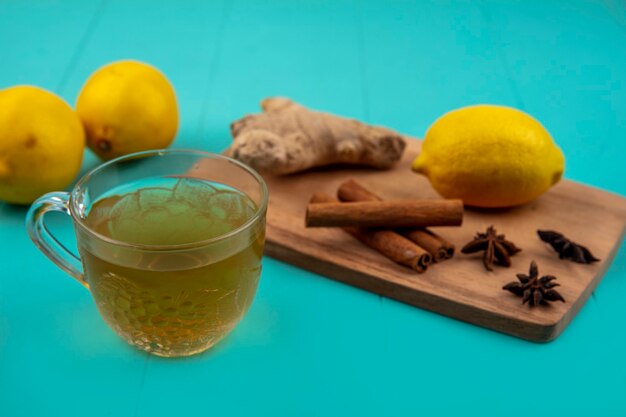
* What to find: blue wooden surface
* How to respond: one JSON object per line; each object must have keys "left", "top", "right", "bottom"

{"left": 1, "top": 1, "right": 625, "bottom": 416}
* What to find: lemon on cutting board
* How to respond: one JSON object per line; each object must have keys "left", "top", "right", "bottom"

{"left": 412, "top": 105, "right": 565, "bottom": 208}
{"left": 0, "top": 86, "right": 84, "bottom": 205}
{"left": 76, "top": 60, "right": 179, "bottom": 160}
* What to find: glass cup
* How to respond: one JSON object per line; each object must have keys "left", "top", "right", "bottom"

{"left": 26, "top": 150, "right": 268, "bottom": 357}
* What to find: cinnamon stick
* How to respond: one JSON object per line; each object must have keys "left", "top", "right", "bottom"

{"left": 337, "top": 179, "right": 456, "bottom": 261}
{"left": 337, "top": 178, "right": 382, "bottom": 202}
{"left": 309, "top": 192, "right": 432, "bottom": 273}
{"left": 306, "top": 199, "right": 463, "bottom": 228}
{"left": 402, "top": 229, "right": 454, "bottom": 262}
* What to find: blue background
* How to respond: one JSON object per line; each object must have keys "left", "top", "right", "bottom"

{"left": 1, "top": 1, "right": 625, "bottom": 416}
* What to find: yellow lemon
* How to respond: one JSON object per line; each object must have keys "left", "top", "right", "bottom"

{"left": 412, "top": 105, "right": 565, "bottom": 208}
{"left": 76, "top": 60, "right": 178, "bottom": 160}
{"left": 0, "top": 86, "right": 84, "bottom": 205}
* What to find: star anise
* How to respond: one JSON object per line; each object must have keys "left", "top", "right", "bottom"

{"left": 461, "top": 226, "right": 521, "bottom": 271}
{"left": 503, "top": 261, "right": 565, "bottom": 306}
{"left": 537, "top": 230, "right": 599, "bottom": 264}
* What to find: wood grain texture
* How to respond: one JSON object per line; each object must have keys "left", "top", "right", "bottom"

{"left": 264, "top": 139, "right": 626, "bottom": 342}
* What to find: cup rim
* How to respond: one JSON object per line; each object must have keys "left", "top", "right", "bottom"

{"left": 70, "top": 148, "right": 269, "bottom": 251}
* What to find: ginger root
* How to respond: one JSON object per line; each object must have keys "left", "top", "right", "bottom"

{"left": 229, "top": 98, "right": 406, "bottom": 175}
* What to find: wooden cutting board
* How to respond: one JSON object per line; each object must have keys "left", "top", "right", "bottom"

{"left": 262, "top": 139, "right": 626, "bottom": 342}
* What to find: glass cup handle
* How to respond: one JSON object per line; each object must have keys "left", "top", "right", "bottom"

{"left": 26, "top": 191, "right": 87, "bottom": 287}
